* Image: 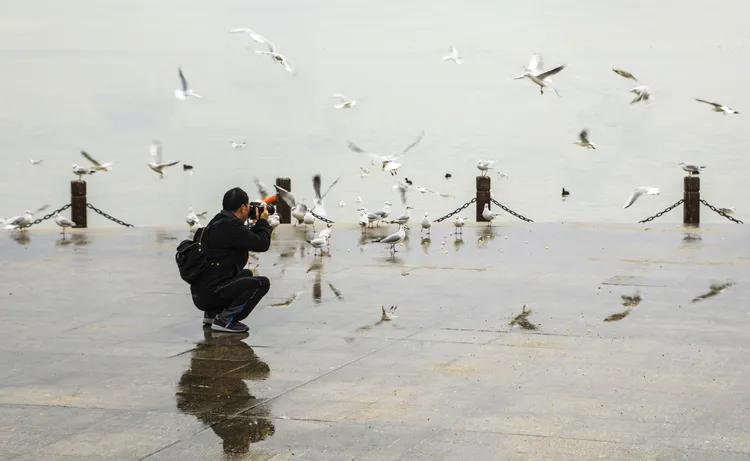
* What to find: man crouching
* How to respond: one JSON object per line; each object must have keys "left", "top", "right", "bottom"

{"left": 191, "top": 187, "right": 273, "bottom": 333}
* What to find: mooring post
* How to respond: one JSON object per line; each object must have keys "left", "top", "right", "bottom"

{"left": 275, "top": 177, "right": 292, "bottom": 224}
{"left": 476, "top": 176, "right": 491, "bottom": 222}
{"left": 683, "top": 176, "right": 700, "bottom": 226}
{"left": 70, "top": 180, "right": 87, "bottom": 228}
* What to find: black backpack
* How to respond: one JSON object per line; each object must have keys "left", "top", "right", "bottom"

{"left": 175, "top": 224, "right": 213, "bottom": 284}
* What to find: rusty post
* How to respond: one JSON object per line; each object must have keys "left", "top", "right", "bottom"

{"left": 683, "top": 176, "right": 700, "bottom": 226}
{"left": 70, "top": 180, "right": 87, "bottom": 228}
{"left": 476, "top": 176, "right": 491, "bottom": 222}
{"left": 275, "top": 177, "right": 291, "bottom": 224}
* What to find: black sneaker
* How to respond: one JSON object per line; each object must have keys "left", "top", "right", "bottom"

{"left": 211, "top": 318, "right": 249, "bottom": 333}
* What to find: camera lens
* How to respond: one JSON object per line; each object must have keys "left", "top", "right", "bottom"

{"left": 266, "top": 204, "right": 276, "bottom": 215}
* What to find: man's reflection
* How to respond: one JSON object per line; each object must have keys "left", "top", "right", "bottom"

{"left": 176, "top": 330, "right": 275, "bottom": 454}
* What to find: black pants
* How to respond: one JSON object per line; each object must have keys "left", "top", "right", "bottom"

{"left": 193, "top": 270, "right": 270, "bottom": 325}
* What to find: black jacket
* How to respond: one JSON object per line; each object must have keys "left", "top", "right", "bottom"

{"left": 191, "top": 211, "right": 273, "bottom": 292}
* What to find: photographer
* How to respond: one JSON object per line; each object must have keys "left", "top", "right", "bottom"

{"left": 190, "top": 187, "right": 274, "bottom": 333}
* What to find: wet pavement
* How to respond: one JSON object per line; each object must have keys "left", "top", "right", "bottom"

{"left": 1, "top": 222, "right": 749, "bottom": 460}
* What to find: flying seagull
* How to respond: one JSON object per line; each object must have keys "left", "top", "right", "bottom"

{"left": 255, "top": 50, "right": 294, "bottom": 73}
{"left": 574, "top": 129, "right": 596, "bottom": 149}
{"left": 443, "top": 46, "right": 462, "bottom": 64}
{"left": 348, "top": 131, "right": 425, "bottom": 176}
{"left": 147, "top": 140, "right": 180, "bottom": 178}
{"left": 612, "top": 68, "right": 637, "bottom": 81}
{"left": 30, "top": 159, "right": 43, "bottom": 165}
{"left": 80, "top": 150, "right": 112, "bottom": 171}
{"left": 332, "top": 93, "right": 357, "bottom": 109}
{"left": 629, "top": 85, "right": 652, "bottom": 104}
{"left": 231, "top": 141, "right": 246, "bottom": 149}
{"left": 623, "top": 187, "right": 660, "bottom": 209}
{"left": 175, "top": 68, "right": 201, "bottom": 100}
{"left": 695, "top": 98, "right": 738, "bottom": 115}
{"left": 229, "top": 27, "right": 275, "bottom": 52}
{"left": 513, "top": 53, "right": 565, "bottom": 96}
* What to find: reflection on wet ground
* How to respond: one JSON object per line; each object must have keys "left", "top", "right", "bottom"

{"left": 155, "top": 229, "right": 179, "bottom": 243}
{"left": 692, "top": 281, "right": 735, "bottom": 303}
{"left": 604, "top": 309, "right": 631, "bottom": 322}
{"left": 8, "top": 230, "right": 31, "bottom": 245}
{"left": 176, "top": 329, "right": 274, "bottom": 454}
{"left": 55, "top": 233, "right": 91, "bottom": 247}
{"left": 604, "top": 291, "right": 642, "bottom": 322}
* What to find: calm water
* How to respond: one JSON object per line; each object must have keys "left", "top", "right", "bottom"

{"left": 1, "top": 0, "right": 748, "bottom": 226}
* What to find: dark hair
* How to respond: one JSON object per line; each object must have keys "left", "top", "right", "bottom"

{"left": 222, "top": 187, "right": 249, "bottom": 211}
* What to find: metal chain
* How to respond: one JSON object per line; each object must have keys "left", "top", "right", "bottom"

{"left": 86, "top": 203, "right": 135, "bottom": 227}
{"left": 433, "top": 198, "right": 476, "bottom": 222}
{"left": 699, "top": 199, "right": 744, "bottom": 224}
{"left": 490, "top": 198, "right": 534, "bottom": 223}
{"left": 309, "top": 210, "right": 335, "bottom": 224}
{"left": 27, "top": 204, "right": 72, "bottom": 227}
{"left": 638, "top": 198, "right": 684, "bottom": 223}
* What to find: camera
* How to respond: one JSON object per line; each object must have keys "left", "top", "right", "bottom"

{"left": 249, "top": 201, "right": 275, "bottom": 217}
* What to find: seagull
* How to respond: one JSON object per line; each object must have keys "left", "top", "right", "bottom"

{"left": 357, "top": 211, "right": 369, "bottom": 229}
{"left": 72, "top": 163, "right": 96, "bottom": 180}
{"left": 373, "top": 202, "right": 392, "bottom": 222}
{"left": 359, "top": 166, "right": 370, "bottom": 178}
{"left": 477, "top": 160, "right": 494, "bottom": 176}
{"left": 623, "top": 187, "right": 660, "bottom": 209}
{"left": 175, "top": 68, "right": 201, "bottom": 100}
{"left": 306, "top": 236, "right": 327, "bottom": 255}
{"left": 348, "top": 131, "right": 425, "bottom": 176}
{"left": 148, "top": 140, "right": 180, "bottom": 178}
{"left": 291, "top": 203, "right": 307, "bottom": 225}
{"left": 255, "top": 50, "right": 294, "bottom": 73}
{"left": 421, "top": 212, "right": 432, "bottom": 235}
{"left": 445, "top": 172, "right": 452, "bottom": 179}
{"left": 453, "top": 215, "right": 465, "bottom": 234}
{"left": 312, "top": 174, "right": 341, "bottom": 217}
{"left": 229, "top": 27, "right": 276, "bottom": 52}
{"left": 29, "top": 159, "right": 43, "bottom": 166}
{"left": 629, "top": 85, "right": 652, "bottom": 104}
{"left": 393, "top": 181, "right": 410, "bottom": 205}
{"left": 80, "top": 150, "right": 112, "bottom": 171}
{"left": 231, "top": 141, "right": 246, "bottom": 149}
{"left": 267, "top": 213, "right": 280, "bottom": 228}
{"left": 695, "top": 98, "right": 739, "bottom": 115}
{"left": 54, "top": 213, "right": 76, "bottom": 236}
{"left": 318, "top": 223, "right": 333, "bottom": 240}
{"left": 482, "top": 203, "right": 499, "bottom": 225}
{"left": 303, "top": 210, "right": 315, "bottom": 227}
{"left": 513, "top": 53, "right": 565, "bottom": 96}
{"left": 381, "top": 305, "right": 398, "bottom": 321}
{"left": 389, "top": 206, "right": 413, "bottom": 225}
{"left": 332, "top": 93, "right": 357, "bottom": 109}
{"left": 496, "top": 170, "right": 510, "bottom": 179}
{"left": 274, "top": 184, "right": 297, "bottom": 208}
{"left": 443, "top": 46, "right": 462, "bottom": 64}
{"left": 185, "top": 209, "right": 203, "bottom": 229}
{"left": 3, "top": 205, "right": 47, "bottom": 231}
{"left": 377, "top": 225, "right": 407, "bottom": 254}
{"left": 679, "top": 162, "right": 706, "bottom": 176}
{"left": 718, "top": 206, "right": 735, "bottom": 215}
{"left": 612, "top": 68, "right": 638, "bottom": 81}
{"left": 574, "top": 129, "right": 596, "bottom": 149}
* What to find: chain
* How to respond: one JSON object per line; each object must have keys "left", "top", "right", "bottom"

{"left": 490, "top": 198, "right": 534, "bottom": 223}
{"left": 638, "top": 198, "right": 684, "bottom": 223}
{"left": 700, "top": 199, "right": 744, "bottom": 224}
{"left": 26, "top": 204, "right": 72, "bottom": 227}
{"left": 86, "top": 203, "right": 135, "bottom": 227}
{"left": 433, "top": 198, "right": 476, "bottom": 222}
{"left": 309, "top": 210, "right": 335, "bottom": 224}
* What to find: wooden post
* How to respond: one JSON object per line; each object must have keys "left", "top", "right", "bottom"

{"left": 275, "top": 177, "right": 291, "bottom": 224}
{"left": 71, "top": 180, "right": 87, "bottom": 228}
{"left": 476, "top": 176, "right": 491, "bottom": 222}
{"left": 683, "top": 176, "right": 700, "bottom": 226}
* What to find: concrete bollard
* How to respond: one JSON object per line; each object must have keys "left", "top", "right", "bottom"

{"left": 71, "top": 180, "right": 87, "bottom": 228}
{"left": 683, "top": 176, "right": 700, "bottom": 226}
{"left": 476, "top": 176, "right": 491, "bottom": 222}
{"left": 275, "top": 177, "right": 292, "bottom": 224}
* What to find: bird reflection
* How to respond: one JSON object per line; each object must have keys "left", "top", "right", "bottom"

{"left": 55, "top": 233, "right": 91, "bottom": 247}
{"left": 477, "top": 226, "right": 496, "bottom": 247}
{"left": 9, "top": 231, "right": 30, "bottom": 246}
{"left": 421, "top": 237, "right": 431, "bottom": 254}
{"left": 176, "top": 330, "right": 274, "bottom": 454}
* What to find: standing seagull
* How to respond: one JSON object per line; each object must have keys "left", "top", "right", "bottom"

{"left": 54, "top": 213, "right": 76, "bottom": 236}
{"left": 477, "top": 160, "right": 495, "bottom": 176}
{"left": 80, "top": 150, "right": 113, "bottom": 171}
{"left": 348, "top": 131, "right": 425, "bottom": 176}
{"left": 695, "top": 98, "right": 739, "bottom": 115}
{"left": 679, "top": 162, "right": 706, "bottom": 176}
{"left": 453, "top": 215, "right": 465, "bottom": 236}
{"left": 421, "top": 212, "right": 431, "bottom": 236}
{"left": 377, "top": 225, "right": 407, "bottom": 254}
{"left": 574, "top": 129, "right": 596, "bottom": 149}
{"left": 513, "top": 53, "right": 565, "bottom": 96}
{"left": 175, "top": 68, "right": 201, "bottom": 100}
{"left": 72, "top": 163, "right": 96, "bottom": 180}
{"left": 629, "top": 86, "right": 652, "bottom": 104}
{"left": 255, "top": 50, "right": 294, "bottom": 74}
{"left": 332, "top": 93, "right": 357, "bottom": 109}
{"left": 147, "top": 140, "right": 180, "bottom": 178}
{"left": 443, "top": 46, "right": 462, "bottom": 64}
{"left": 482, "top": 203, "right": 499, "bottom": 225}
{"left": 623, "top": 187, "right": 660, "bottom": 209}
{"left": 612, "top": 68, "right": 638, "bottom": 81}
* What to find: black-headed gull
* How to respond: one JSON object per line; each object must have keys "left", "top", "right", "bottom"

{"left": 482, "top": 203, "right": 499, "bottom": 225}
{"left": 54, "top": 213, "right": 76, "bottom": 236}
{"left": 623, "top": 187, "right": 660, "bottom": 209}
{"left": 514, "top": 54, "right": 565, "bottom": 96}
{"left": 420, "top": 212, "right": 431, "bottom": 235}
{"left": 312, "top": 174, "right": 341, "bottom": 217}
{"left": 381, "top": 305, "right": 398, "bottom": 321}
{"left": 612, "top": 68, "right": 638, "bottom": 81}
{"left": 255, "top": 50, "right": 294, "bottom": 74}
{"left": 476, "top": 160, "right": 494, "bottom": 176}
{"left": 574, "top": 129, "right": 596, "bottom": 149}
{"left": 453, "top": 215, "right": 465, "bottom": 235}
{"left": 148, "top": 140, "right": 180, "bottom": 178}
{"left": 389, "top": 206, "right": 413, "bottom": 225}
{"left": 377, "top": 225, "right": 407, "bottom": 253}
{"left": 348, "top": 131, "right": 425, "bottom": 176}
{"left": 695, "top": 98, "right": 738, "bottom": 115}
{"left": 679, "top": 162, "right": 705, "bottom": 176}
{"left": 72, "top": 163, "right": 96, "bottom": 180}
{"left": 443, "top": 46, "right": 462, "bottom": 64}
{"left": 175, "top": 68, "right": 201, "bottom": 100}
{"left": 80, "top": 150, "right": 112, "bottom": 171}
{"left": 629, "top": 85, "right": 652, "bottom": 104}
{"left": 3, "top": 205, "right": 47, "bottom": 231}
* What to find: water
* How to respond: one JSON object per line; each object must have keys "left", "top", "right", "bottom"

{"left": 1, "top": 0, "right": 748, "bottom": 226}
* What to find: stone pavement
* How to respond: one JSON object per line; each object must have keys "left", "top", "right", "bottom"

{"left": 1, "top": 223, "right": 749, "bottom": 460}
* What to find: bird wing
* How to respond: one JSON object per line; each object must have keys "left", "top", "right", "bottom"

{"left": 623, "top": 189, "right": 643, "bottom": 209}
{"left": 80, "top": 150, "right": 102, "bottom": 167}
{"left": 695, "top": 98, "right": 721, "bottom": 108}
{"left": 274, "top": 184, "right": 296, "bottom": 207}
{"left": 613, "top": 68, "right": 637, "bottom": 81}
{"left": 527, "top": 53, "right": 543, "bottom": 74}
{"left": 161, "top": 161, "right": 180, "bottom": 168}
{"left": 347, "top": 141, "right": 368, "bottom": 154}
{"left": 34, "top": 204, "right": 49, "bottom": 214}
{"left": 178, "top": 68, "right": 188, "bottom": 92}
{"left": 313, "top": 174, "right": 322, "bottom": 202}
{"left": 253, "top": 178, "right": 269, "bottom": 198}
{"left": 149, "top": 140, "right": 163, "bottom": 165}
{"left": 321, "top": 176, "right": 341, "bottom": 199}
{"left": 397, "top": 130, "right": 425, "bottom": 158}
{"left": 579, "top": 129, "right": 590, "bottom": 143}
{"left": 536, "top": 64, "right": 565, "bottom": 80}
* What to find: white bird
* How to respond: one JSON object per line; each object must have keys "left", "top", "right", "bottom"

{"left": 80, "top": 150, "right": 112, "bottom": 171}
{"left": 421, "top": 212, "right": 431, "bottom": 235}
{"left": 359, "top": 167, "right": 371, "bottom": 178}
{"left": 695, "top": 98, "right": 739, "bottom": 115}
{"left": 718, "top": 206, "right": 736, "bottom": 215}
{"left": 453, "top": 215, "right": 465, "bottom": 235}
{"left": 175, "top": 68, "right": 201, "bottom": 100}
{"left": 629, "top": 85, "right": 652, "bottom": 104}
{"left": 513, "top": 54, "right": 565, "bottom": 96}
{"left": 377, "top": 225, "right": 407, "bottom": 253}
{"left": 373, "top": 202, "right": 392, "bottom": 222}
{"left": 390, "top": 206, "right": 413, "bottom": 225}
{"left": 443, "top": 46, "right": 462, "bottom": 64}
{"left": 318, "top": 223, "right": 333, "bottom": 240}
{"left": 54, "top": 213, "right": 76, "bottom": 236}
{"left": 623, "top": 187, "right": 660, "bottom": 209}
{"left": 381, "top": 305, "right": 398, "bottom": 321}
{"left": 679, "top": 162, "right": 706, "bottom": 176}
{"left": 574, "top": 129, "right": 596, "bottom": 149}
{"left": 358, "top": 211, "right": 369, "bottom": 229}
{"left": 482, "top": 203, "right": 499, "bottom": 225}
{"left": 30, "top": 159, "right": 43, "bottom": 166}
{"left": 255, "top": 50, "right": 294, "bottom": 73}
{"left": 147, "top": 141, "right": 180, "bottom": 178}
{"left": 496, "top": 170, "right": 510, "bottom": 179}
{"left": 290, "top": 203, "right": 307, "bottom": 225}
{"left": 306, "top": 236, "right": 327, "bottom": 255}
{"left": 267, "top": 213, "right": 281, "bottom": 228}
{"left": 332, "top": 93, "right": 357, "bottom": 109}
{"left": 303, "top": 210, "right": 315, "bottom": 227}
{"left": 185, "top": 208, "right": 204, "bottom": 228}
{"left": 477, "top": 160, "right": 494, "bottom": 176}
{"left": 274, "top": 184, "right": 297, "bottom": 208}
{"left": 348, "top": 131, "right": 425, "bottom": 176}
{"left": 612, "top": 68, "right": 638, "bottom": 81}
{"left": 72, "top": 163, "right": 96, "bottom": 180}
{"left": 3, "top": 210, "right": 34, "bottom": 230}
{"left": 229, "top": 27, "right": 276, "bottom": 52}
{"left": 312, "top": 174, "right": 341, "bottom": 218}
{"left": 230, "top": 141, "right": 246, "bottom": 149}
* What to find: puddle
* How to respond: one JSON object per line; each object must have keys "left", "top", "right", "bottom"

{"left": 692, "top": 281, "right": 735, "bottom": 303}
{"left": 509, "top": 305, "right": 538, "bottom": 330}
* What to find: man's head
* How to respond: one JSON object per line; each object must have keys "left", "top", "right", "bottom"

{"left": 223, "top": 187, "right": 250, "bottom": 221}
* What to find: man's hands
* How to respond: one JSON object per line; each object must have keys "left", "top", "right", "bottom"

{"left": 257, "top": 204, "right": 269, "bottom": 221}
